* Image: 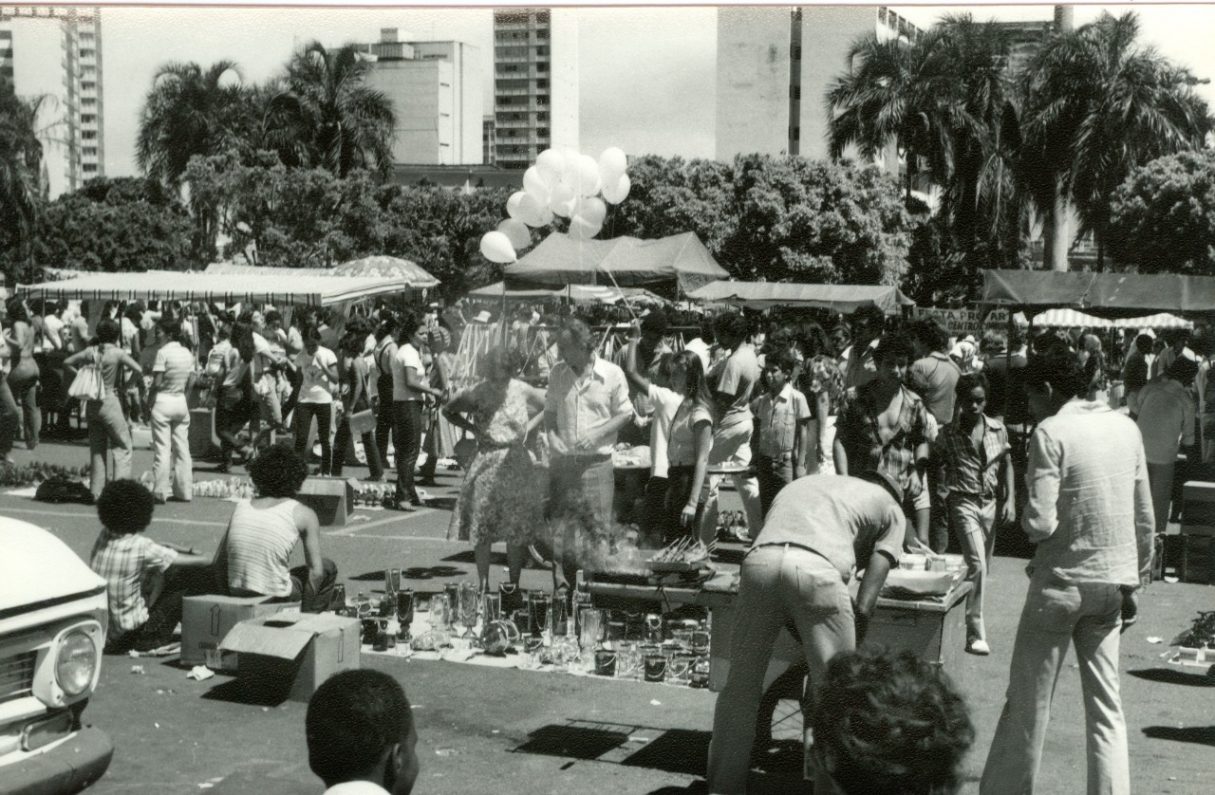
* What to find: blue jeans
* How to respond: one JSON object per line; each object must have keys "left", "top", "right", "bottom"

{"left": 981, "top": 571, "right": 1129, "bottom": 795}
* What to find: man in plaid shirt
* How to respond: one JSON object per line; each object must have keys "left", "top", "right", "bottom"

{"left": 90, "top": 479, "right": 206, "bottom": 653}
{"left": 937, "top": 372, "right": 1016, "bottom": 656}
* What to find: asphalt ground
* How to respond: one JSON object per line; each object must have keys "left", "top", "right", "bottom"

{"left": 4, "top": 438, "right": 1214, "bottom": 794}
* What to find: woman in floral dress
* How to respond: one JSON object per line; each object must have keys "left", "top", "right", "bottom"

{"left": 443, "top": 347, "right": 547, "bottom": 591}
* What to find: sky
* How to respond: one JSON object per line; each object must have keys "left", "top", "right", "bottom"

{"left": 71, "top": 4, "right": 1215, "bottom": 177}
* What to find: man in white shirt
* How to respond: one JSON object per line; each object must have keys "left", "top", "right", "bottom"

{"left": 1136, "top": 350, "right": 1198, "bottom": 536}
{"left": 41, "top": 302, "right": 64, "bottom": 352}
{"left": 545, "top": 318, "right": 632, "bottom": 589}
{"left": 391, "top": 314, "right": 443, "bottom": 511}
{"left": 306, "top": 670, "right": 419, "bottom": 795}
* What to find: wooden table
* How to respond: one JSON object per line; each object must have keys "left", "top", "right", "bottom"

{"left": 588, "top": 564, "right": 970, "bottom": 692}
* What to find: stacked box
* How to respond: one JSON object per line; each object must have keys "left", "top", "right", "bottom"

{"left": 1180, "top": 482, "right": 1215, "bottom": 583}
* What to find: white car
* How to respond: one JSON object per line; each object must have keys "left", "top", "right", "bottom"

{"left": 0, "top": 517, "right": 112, "bottom": 793}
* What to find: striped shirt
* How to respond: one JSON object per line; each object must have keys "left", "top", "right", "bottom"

{"left": 225, "top": 499, "right": 301, "bottom": 598}
{"left": 90, "top": 529, "right": 177, "bottom": 632}
{"left": 153, "top": 340, "right": 195, "bottom": 393}
{"left": 937, "top": 415, "right": 1010, "bottom": 498}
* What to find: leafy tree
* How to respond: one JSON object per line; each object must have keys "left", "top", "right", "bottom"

{"left": 263, "top": 42, "right": 395, "bottom": 178}
{"left": 1108, "top": 150, "right": 1215, "bottom": 275}
{"left": 1023, "top": 12, "right": 1211, "bottom": 270}
{"left": 0, "top": 81, "right": 49, "bottom": 281}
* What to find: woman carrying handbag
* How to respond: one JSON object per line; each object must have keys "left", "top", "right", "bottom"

{"left": 65, "top": 318, "right": 143, "bottom": 498}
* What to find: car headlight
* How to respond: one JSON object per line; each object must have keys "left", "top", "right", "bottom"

{"left": 56, "top": 630, "right": 98, "bottom": 697}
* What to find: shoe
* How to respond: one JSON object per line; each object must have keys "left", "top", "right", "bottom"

{"left": 966, "top": 638, "right": 991, "bottom": 656}
{"left": 362, "top": 475, "right": 383, "bottom": 483}
{"left": 392, "top": 501, "right": 417, "bottom": 513}
{"left": 153, "top": 495, "right": 167, "bottom": 505}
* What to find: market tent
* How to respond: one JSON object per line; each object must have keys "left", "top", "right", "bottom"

{"left": 982, "top": 269, "right": 1215, "bottom": 314}
{"left": 1034, "top": 308, "right": 1193, "bottom": 329}
{"left": 19, "top": 271, "right": 404, "bottom": 307}
{"left": 688, "top": 281, "right": 915, "bottom": 315}
{"left": 503, "top": 232, "right": 728, "bottom": 293}
{"left": 205, "top": 257, "right": 439, "bottom": 289}
{"left": 466, "top": 281, "right": 667, "bottom": 305}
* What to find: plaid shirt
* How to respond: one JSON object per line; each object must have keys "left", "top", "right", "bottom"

{"left": 835, "top": 382, "right": 930, "bottom": 499}
{"left": 90, "top": 529, "right": 177, "bottom": 632}
{"left": 938, "top": 415, "right": 1010, "bottom": 498}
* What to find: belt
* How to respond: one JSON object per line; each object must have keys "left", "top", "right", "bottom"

{"left": 556, "top": 452, "right": 611, "bottom": 463}
{"left": 747, "top": 541, "right": 830, "bottom": 562}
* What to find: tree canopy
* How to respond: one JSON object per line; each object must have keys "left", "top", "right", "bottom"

{"left": 1109, "top": 150, "right": 1215, "bottom": 275}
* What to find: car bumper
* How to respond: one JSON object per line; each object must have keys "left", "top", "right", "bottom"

{"left": 1, "top": 727, "right": 113, "bottom": 795}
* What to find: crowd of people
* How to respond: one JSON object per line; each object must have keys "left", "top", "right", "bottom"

{"left": 9, "top": 289, "right": 1200, "bottom": 792}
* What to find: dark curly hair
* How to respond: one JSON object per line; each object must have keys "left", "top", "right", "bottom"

{"left": 811, "top": 648, "right": 974, "bottom": 795}
{"left": 1024, "top": 347, "right": 1087, "bottom": 399}
{"left": 955, "top": 371, "right": 990, "bottom": 399}
{"left": 874, "top": 333, "right": 915, "bottom": 365}
{"left": 97, "top": 479, "right": 155, "bottom": 534}
{"left": 248, "top": 443, "right": 309, "bottom": 498}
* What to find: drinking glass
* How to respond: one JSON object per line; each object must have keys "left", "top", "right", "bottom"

{"left": 579, "top": 608, "right": 604, "bottom": 653}
{"left": 458, "top": 583, "right": 480, "bottom": 641}
{"left": 430, "top": 594, "right": 449, "bottom": 632}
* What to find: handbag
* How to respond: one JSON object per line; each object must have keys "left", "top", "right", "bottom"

{"left": 68, "top": 347, "right": 106, "bottom": 402}
{"left": 348, "top": 409, "right": 376, "bottom": 436}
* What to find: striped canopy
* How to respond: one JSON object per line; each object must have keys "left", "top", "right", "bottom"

{"left": 1034, "top": 308, "right": 1193, "bottom": 329}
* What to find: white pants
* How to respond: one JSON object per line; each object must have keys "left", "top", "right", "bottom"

{"left": 151, "top": 393, "right": 192, "bottom": 501}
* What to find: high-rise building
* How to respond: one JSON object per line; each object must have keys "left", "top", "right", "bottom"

{"left": 482, "top": 114, "right": 496, "bottom": 165}
{"left": 1, "top": 5, "right": 104, "bottom": 197}
{"left": 353, "top": 28, "right": 481, "bottom": 165}
{"left": 716, "top": 6, "right": 920, "bottom": 166}
{"left": 492, "top": 8, "right": 578, "bottom": 170}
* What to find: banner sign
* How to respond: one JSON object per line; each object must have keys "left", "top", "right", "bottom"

{"left": 913, "top": 307, "right": 1009, "bottom": 337}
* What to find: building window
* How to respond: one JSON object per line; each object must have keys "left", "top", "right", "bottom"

{"left": 791, "top": 45, "right": 801, "bottom": 60}
{"left": 83, "top": 164, "right": 97, "bottom": 172}
{"left": 537, "top": 112, "right": 549, "bottom": 122}
{"left": 82, "top": 131, "right": 97, "bottom": 140}
{"left": 536, "top": 63, "right": 548, "bottom": 73}
{"left": 535, "top": 46, "right": 548, "bottom": 56}
{"left": 535, "top": 29, "right": 549, "bottom": 40}
{"left": 537, "top": 127, "right": 549, "bottom": 137}
{"left": 83, "top": 147, "right": 97, "bottom": 156}
{"left": 790, "top": 85, "right": 800, "bottom": 101}
{"left": 536, "top": 97, "right": 548, "bottom": 106}
{"left": 536, "top": 79, "right": 549, "bottom": 89}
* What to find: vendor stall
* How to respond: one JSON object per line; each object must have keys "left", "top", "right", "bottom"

{"left": 587, "top": 555, "right": 970, "bottom": 692}
{"left": 467, "top": 281, "right": 668, "bottom": 306}
{"left": 982, "top": 269, "right": 1215, "bottom": 316}
{"left": 204, "top": 257, "right": 440, "bottom": 291}
{"left": 687, "top": 281, "right": 915, "bottom": 315}
{"left": 503, "top": 231, "right": 729, "bottom": 295}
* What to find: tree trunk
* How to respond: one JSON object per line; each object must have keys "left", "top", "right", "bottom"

{"left": 1047, "top": 188, "right": 1070, "bottom": 272}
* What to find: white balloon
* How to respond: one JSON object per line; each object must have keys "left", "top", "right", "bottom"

{"left": 497, "top": 218, "right": 532, "bottom": 251}
{"left": 598, "top": 147, "right": 627, "bottom": 183}
{"left": 574, "top": 154, "right": 602, "bottom": 197}
{"left": 535, "top": 149, "right": 563, "bottom": 186}
{"left": 574, "top": 196, "right": 607, "bottom": 228}
{"left": 480, "top": 231, "right": 517, "bottom": 264}
{"left": 567, "top": 214, "right": 602, "bottom": 240}
{"left": 518, "top": 192, "right": 547, "bottom": 227}
{"left": 548, "top": 182, "right": 577, "bottom": 218}
{"left": 506, "top": 191, "right": 528, "bottom": 221}
{"left": 523, "top": 167, "right": 549, "bottom": 202}
{"left": 558, "top": 148, "right": 581, "bottom": 185}
{"left": 534, "top": 204, "right": 555, "bottom": 227}
{"left": 602, "top": 173, "right": 632, "bottom": 205}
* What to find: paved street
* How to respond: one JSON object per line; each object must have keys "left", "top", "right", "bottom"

{"left": 5, "top": 440, "right": 1214, "bottom": 794}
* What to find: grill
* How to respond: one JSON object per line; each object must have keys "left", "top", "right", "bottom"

{"left": 0, "top": 650, "right": 37, "bottom": 704}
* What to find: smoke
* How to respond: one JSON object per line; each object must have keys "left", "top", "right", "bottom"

{"left": 546, "top": 487, "right": 646, "bottom": 574}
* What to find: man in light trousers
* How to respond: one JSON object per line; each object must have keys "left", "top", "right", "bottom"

{"left": 981, "top": 344, "right": 1154, "bottom": 795}
{"left": 706, "top": 471, "right": 903, "bottom": 794}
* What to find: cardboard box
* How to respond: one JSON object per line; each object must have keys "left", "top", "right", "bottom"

{"left": 1182, "top": 481, "right": 1215, "bottom": 537}
{"left": 219, "top": 613, "right": 361, "bottom": 702}
{"left": 296, "top": 477, "right": 356, "bottom": 527}
{"left": 180, "top": 595, "right": 300, "bottom": 670}
{"left": 188, "top": 407, "right": 220, "bottom": 459}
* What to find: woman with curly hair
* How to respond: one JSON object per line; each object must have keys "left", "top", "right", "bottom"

{"left": 442, "top": 346, "right": 546, "bottom": 591}
{"left": 221, "top": 443, "right": 338, "bottom": 612}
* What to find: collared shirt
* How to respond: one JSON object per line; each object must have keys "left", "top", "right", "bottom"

{"left": 842, "top": 339, "right": 878, "bottom": 391}
{"left": 152, "top": 340, "right": 195, "bottom": 394}
{"left": 835, "top": 382, "right": 930, "bottom": 499}
{"left": 1024, "top": 400, "right": 1154, "bottom": 587}
{"left": 546, "top": 356, "right": 630, "bottom": 457}
{"left": 645, "top": 383, "right": 684, "bottom": 478}
{"left": 90, "top": 529, "right": 177, "bottom": 632}
{"left": 751, "top": 475, "right": 904, "bottom": 581}
{"left": 752, "top": 383, "right": 811, "bottom": 460}
{"left": 909, "top": 351, "right": 961, "bottom": 425}
{"left": 937, "top": 414, "right": 1010, "bottom": 498}
{"left": 666, "top": 396, "right": 714, "bottom": 468}
{"left": 1136, "top": 376, "right": 1196, "bottom": 465}
{"left": 323, "top": 782, "right": 391, "bottom": 795}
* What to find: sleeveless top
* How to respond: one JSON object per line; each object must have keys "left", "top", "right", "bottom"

{"left": 225, "top": 499, "right": 301, "bottom": 598}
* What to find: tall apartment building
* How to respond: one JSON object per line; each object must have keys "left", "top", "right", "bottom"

{"left": 716, "top": 6, "right": 919, "bottom": 166}
{"left": 0, "top": 5, "right": 104, "bottom": 197}
{"left": 482, "top": 114, "right": 496, "bottom": 165}
{"left": 492, "top": 8, "right": 578, "bottom": 170}
{"left": 354, "top": 29, "right": 481, "bottom": 165}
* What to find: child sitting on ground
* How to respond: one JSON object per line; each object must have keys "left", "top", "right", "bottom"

{"left": 90, "top": 479, "right": 206, "bottom": 653}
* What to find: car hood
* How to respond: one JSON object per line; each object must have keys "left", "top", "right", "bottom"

{"left": 0, "top": 517, "right": 105, "bottom": 614}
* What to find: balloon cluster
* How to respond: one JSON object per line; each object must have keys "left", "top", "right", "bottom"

{"left": 480, "top": 147, "right": 632, "bottom": 264}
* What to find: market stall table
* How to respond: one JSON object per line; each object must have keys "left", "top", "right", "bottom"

{"left": 587, "top": 562, "right": 970, "bottom": 692}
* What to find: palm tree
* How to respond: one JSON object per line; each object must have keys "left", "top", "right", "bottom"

{"left": 0, "top": 83, "right": 50, "bottom": 275}
{"left": 1023, "top": 12, "right": 1211, "bottom": 269}
{"left": 136, "top": 60, "right": 251, "bottom": 188}
{"left": 263, "top": 42, "right": 395, "bottom": 178}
